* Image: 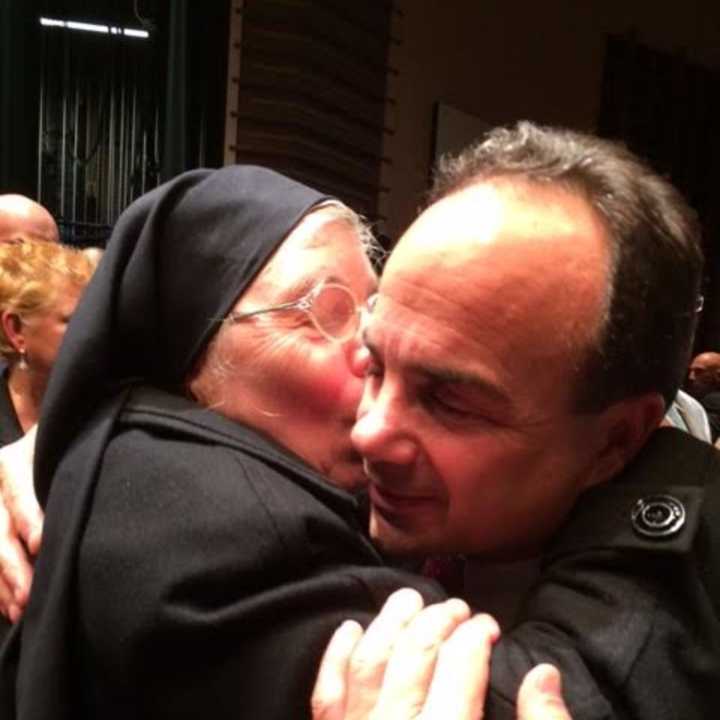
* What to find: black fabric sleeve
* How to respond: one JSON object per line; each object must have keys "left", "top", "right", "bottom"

{"left": 483, "top": 429, "right": 720, "bottom": 720}
{"left": 484, "top": 548, "right": 720, "bottom": 720}
{"left": 701, "top": 393, "right": 720, "bottom": 442}
{"left": 76, "top": 429, "right": 444, "bottom": 719}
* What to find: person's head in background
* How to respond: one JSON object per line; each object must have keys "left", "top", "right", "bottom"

{"left": 0, "top": 240, "right": 98, "bottom": 431}
{"left": 355, "top": 121, "right": 703, "bottom": 560}
{"left": 0, "top": 195, "right": 59, "bottom": 245}
{"left": 686, "top": 351, "right": 720, "bottom": 399}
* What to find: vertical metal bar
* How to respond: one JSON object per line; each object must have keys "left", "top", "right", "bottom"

{"left": 60, "top": 40, "right": 69, "bottom": 221}
{"left": 141, "top": 129, "right": 147, "bottom": 195}
{"left": 37, "top": 25, "right": 47, "bottom": 202}
{"left": 37, "top": 32, "right": 45, "bottom": 202}
{"left": 130, "top": 82, "right": 137, "bottom": 205}
{"left": 123, "top": 46, "right": 130, "bottom": 212}
{"left": 84, "top": 77, "right": 91, "bottom": 223}
{"left": 106, "top": 83, "right": 114, "bottom": 225}
{"left": 118, "top": 60, "right": 126, "bottom": 220}
{"left": 98, "top": 91, "right": 104, "bottom": 224}
{"left": 153, "top": 103, "right": 159, "bottom": 188}
{"left": 198, "top": 106, "right": 206, "bottom": 167}
{"left": 72, "top": 82, "right": 79, "bottom": 227}
{"left": 94, "top": 93, "right": 101, "bottom": 225}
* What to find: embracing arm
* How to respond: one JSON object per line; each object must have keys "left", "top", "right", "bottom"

{"left": 73, "top": 429, "right": 445, "bottom": 719}
{"left": 0, "top": 425, "right": 43, "bottom": 621}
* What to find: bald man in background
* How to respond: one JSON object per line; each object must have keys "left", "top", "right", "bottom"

{"left": 0, "top": 195, "right": 59, "bottom": 244}
{"left": 687, "top": 351, "right": 720, "bottom": 443}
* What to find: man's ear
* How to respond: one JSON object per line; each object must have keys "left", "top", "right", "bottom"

{"left": 1, "top": 310, "right": 25, "bottom": 355}
{"left": 582, "top": 392, "right": 666, "bottom": 490}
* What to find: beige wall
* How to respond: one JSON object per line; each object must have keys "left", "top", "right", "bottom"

{"left": 380, "top": 0, "right": 720, "bottom": 241}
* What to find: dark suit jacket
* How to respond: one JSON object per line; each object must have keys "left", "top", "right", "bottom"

{"left": 701, "top": 391, "right": 720, "bottom": 442}
{"left": 485, "top": 428, "right": 720, "bottom": 719}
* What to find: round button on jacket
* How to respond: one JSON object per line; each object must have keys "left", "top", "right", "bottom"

{"left": 631, "top": 494, "right": 686, "bottom": 539}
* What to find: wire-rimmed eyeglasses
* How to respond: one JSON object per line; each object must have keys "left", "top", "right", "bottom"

{"left": 226, "top": 282, "right": 366, "bottom": 343}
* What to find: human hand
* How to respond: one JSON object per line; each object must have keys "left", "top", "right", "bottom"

{"left": 0, "top": 425, "right": 43, "bottom": 621}
{"left": 311, "top": 588, "right": 500, "bottom": 720}
{"left": 312, "top": 587, "right": 573, "bottom": 720}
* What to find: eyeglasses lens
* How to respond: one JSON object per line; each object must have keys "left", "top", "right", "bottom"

{"left": 312, "top": 285, "right": 358, "bottom": 340}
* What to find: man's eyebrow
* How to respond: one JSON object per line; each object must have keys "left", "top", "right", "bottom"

{"left": 362, "top": 328, "right": 514, "bottom": 409}
{"left": 418, "top": 365, "right": 514, "bottom": 408}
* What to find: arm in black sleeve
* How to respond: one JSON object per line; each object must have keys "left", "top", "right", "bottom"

{"left": 484, "top": 429, "right": 720, "bottom": 720}
{"left": 77, "top": 430, "right": 444, "bottom": 720}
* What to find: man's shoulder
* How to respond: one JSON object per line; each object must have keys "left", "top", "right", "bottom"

{"left": 551, "top": 428, "right": 717, "bottom": 557}
{"left": 701, "top": 391, "right": 720, "bottom": 411}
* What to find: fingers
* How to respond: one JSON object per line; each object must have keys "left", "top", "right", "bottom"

{"left": 517, "top": 664, "right": 573, "bottom": 720}
{"left": 312, "top": 591, "right": 504, "bottom": 720}
{"left": 312, "top": 589, "right": 425, "bottom": 720}
{"left": 421, "top": 613, "right": 500, "bottom": 719}
{"left": 372, "top": 598, "right": 473, "bottom": 718}
{"left": 0, "top": 426, "right": 43, "bottom": 622}
{"left": 0, "top": 490, "right": 32, "bottom": 621}
{"left": 344, "top": 588, "right": 425, "bottom": 719}
{"left": 0, "top": 425, "right": 44, "bottom": 555}
{"left": 1, "top": 463, "right": 44, "bottom": 556}
{"left": 312, "top": 620, "right": 364, "bottom": 720}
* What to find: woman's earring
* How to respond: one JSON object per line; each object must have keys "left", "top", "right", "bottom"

{"left": 18, "top": 349, "right": 27, "bottom": 370}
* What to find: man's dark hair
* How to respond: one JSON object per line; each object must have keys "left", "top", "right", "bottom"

{"left": 428, "top": 121, "right": 704, "bottom": 411}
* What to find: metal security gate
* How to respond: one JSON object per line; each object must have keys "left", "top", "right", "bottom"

{"left": 37, "top": 11, "right": 162, "bottom": 244}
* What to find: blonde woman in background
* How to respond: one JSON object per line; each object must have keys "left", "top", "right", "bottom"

{"left": 0, "top": 240, "right": 98, "bottom": 435}
{"left": 0, "top": 240, "right": 98, "bottom": 628}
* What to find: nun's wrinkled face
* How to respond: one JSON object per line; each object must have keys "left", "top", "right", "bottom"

{"left": 189, "top": 205, "right": 377, "bottom": 490}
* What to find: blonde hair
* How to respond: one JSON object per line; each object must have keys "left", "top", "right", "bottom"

{"left": 0, "top": 240, "right": 99, "bottom": 358}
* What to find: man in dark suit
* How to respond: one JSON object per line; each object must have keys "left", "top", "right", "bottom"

{"left": 687, "top": 351, "right": 720, "bottom": 442}
{"left": 351, "top": 122, "right": 718, "bottom": 718}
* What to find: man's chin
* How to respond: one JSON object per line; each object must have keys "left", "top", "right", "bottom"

{"left": 369, "top": 509, "right": 428, "bottom": 559}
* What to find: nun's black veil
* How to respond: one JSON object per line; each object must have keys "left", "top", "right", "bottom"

{"left": 35, "top": 165, "right": 329, "bottom": 507}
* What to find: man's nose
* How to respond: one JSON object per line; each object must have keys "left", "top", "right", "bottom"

{"left": 352, "top": 392, "right": 418, "bottom": 466}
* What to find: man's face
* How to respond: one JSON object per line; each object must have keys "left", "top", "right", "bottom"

{"left": 353, "top": 180, "right": 617, "bottom": 560}
{"left": 687, "top": 354, "right": 720, "bottom": 397}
